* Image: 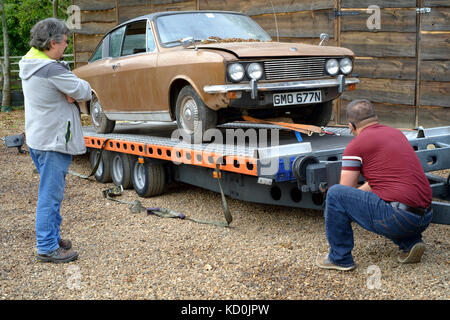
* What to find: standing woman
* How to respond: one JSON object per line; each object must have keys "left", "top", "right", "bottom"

{"left": 19, "top": 18, "right": 92, "bottom": 263}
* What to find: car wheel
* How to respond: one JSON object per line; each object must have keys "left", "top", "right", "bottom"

{"left": 292, "top": 101, "right": 333, "bottom": 127}
{"left": 91, "top": 95, "right": 116, "bottom": 133}
{"left": 89, "top": 149, "right": 112, "bottom": 183}
{"left": 131, "top": 158, "right": 167, "bottom": 198}
{"left": 110, "top": 152, "right": 133, "bottom": 189}
{"left": 175, "top": 85, "right": 217, "bottom": 142}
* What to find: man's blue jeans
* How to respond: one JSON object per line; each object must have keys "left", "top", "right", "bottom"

{"left": 29, "top": 148, "right": 72, "bottom": 254}
{"left": 325, "top": 184, "right": 432, "bottom": 267}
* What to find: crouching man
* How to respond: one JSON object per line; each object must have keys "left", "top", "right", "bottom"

{"left": 19, "top": 18, "right": 92, "bottom": 263}
{"left": 317, "top": 99, "right": 432, "bottom": 271}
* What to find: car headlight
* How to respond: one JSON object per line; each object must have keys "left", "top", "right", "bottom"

{"left": 246, "top": 63, "right": 263, "bottom": 80}
{"left": 325, "top": 59, "right": 339, "bottom": 75}
{"left": 227, "top": 63, "right": 245, "bottom": 82}
{"left": 339, "top": 57, "right": 353, "bottom": 75}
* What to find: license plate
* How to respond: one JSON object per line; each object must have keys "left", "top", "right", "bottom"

{"left": 273, "top": 90, "right": 322, "bottom": 106}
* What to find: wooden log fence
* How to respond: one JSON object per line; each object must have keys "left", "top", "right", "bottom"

{"left": 1, "top": 54, "right": 74, "bottom": 88}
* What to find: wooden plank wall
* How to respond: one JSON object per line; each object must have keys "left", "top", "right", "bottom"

{"left": 72, "top": 0, "right": 449, "bottom": 128}
{"left": 339, "top": 1, "right": 418, "bottom": 127}
{"left": 72, "top": 0, "right": 117, "bottom": 67}
{"left": 339, "top": 0, "right": 449, "bottom": 128}
{"left": 417, "top": 0, "right": 450, "bottom": 127}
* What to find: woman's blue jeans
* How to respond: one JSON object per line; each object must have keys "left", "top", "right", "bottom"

{"left": 325, "top": 184, "right": 432, "bottom": 267}
{"left": 29, "top": 148, "right": 72, "bottom": 254}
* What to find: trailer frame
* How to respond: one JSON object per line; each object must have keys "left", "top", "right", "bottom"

{"left": 83, "top": 122, "right": 450, "bottom": 225}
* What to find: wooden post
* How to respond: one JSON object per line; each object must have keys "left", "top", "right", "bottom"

{"left": 71, "top": 0, "right": 75, "bottom": 68}
{"left": 335, "top": 0, "right": 342, "bottom": 124}
{"left": 414, "top": 0, "right": 423, "bottom": 128}
{"left": 0, "top": 0, "right": 11, "bottom": 107}
{"left": 115, "top": 0, "right": 119, "bottom": 25}
{"left": 53, "top": 0, "right": 59, "bottom": 18}
{"left": 73, "top": 33, "right": 77, "bottom": 69}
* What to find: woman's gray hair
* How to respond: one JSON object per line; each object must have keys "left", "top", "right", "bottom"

{"left": 29, "top": 18, "right": 69, "bottom": 51}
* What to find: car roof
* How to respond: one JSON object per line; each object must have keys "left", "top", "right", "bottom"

{"left": 116, "top": 10, "right": 247, "bottom": 28}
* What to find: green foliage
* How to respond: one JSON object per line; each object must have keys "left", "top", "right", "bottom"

{"left": 2, "top": 0, "right": 73, "bottom": 56}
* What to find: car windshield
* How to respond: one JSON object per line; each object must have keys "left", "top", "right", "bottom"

{"left": 156, "top": 12, "right": 272, "bottom": 47}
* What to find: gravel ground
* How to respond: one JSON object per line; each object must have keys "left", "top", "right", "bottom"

{"left": 0, "top": 109, "right": 449, "bottom": 300}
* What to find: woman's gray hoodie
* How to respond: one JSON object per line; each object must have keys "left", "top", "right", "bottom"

{"left": 19, "top": 48, "right": 92, "bottom": 155}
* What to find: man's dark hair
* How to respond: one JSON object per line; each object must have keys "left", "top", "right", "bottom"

{"left": 29, "top": 18, "right": 69, "bottom": 51}
{"left": 346, "top": 99, "right": 377, "bottom": 125}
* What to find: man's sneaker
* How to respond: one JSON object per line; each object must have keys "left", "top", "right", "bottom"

{"left": 398, "top": 242, "right": 426, "bottom": 264}
{"left": 37, "top": 247, "right": 78, "bottom": 263}
{"left": 59, "top": 238, "right": 72, "bottom": 250}
{"left": 316, "top": 254, "right": 355, "bottom": 271}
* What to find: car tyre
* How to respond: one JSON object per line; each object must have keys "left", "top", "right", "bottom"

{"left": 90, "top": 95, "right": 116, "bottom": 134}
{"left": 175, "top": 85, "right": 217, "bottom": 143}
{"left": 131, "top": 158, "right": 167, "bottom": 198}
{"left": 292, "top": 101, "right": 333, "bottom": 127}
{"left": 89, "top": 149, "right": 112, "bottom": 183}
{"left": 110, "top": 152, "right": 133, "bottom": 189}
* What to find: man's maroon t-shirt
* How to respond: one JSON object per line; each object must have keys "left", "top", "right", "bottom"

{"left": 342, "top": 123, "right": 432, "bottom": 208}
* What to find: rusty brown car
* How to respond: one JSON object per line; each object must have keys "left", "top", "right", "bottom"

{"left": 74, "top": 10, "right": 359, "bottom": 138}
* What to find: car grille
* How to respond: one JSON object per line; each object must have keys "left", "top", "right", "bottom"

{"left": 263, "top": 58, "right": 326, "bottom": 81}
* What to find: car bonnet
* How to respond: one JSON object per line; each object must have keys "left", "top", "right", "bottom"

{"left": 195, "top": 41, "right": 354, "bottom": 58}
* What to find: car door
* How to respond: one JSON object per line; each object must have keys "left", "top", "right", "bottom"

{"left": 80, "top": 25, "right": 126, "bottom": 112}
{"left": 102, "top": 25, "right": 126, "bottom": 111}
{"left": 75, "top": 34, "right": 114, "bottom": 111}
{"left": 110, "top": 20, "right": 161, "bottom": 120}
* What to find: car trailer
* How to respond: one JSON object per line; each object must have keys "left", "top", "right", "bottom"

{"left": 83, "top": 122, "right": 450, "bottom": 225}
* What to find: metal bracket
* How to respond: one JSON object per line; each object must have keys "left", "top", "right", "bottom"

{"left": 337, "top": 75, "right": 345, "bottom": 93}
{"left": 334, "top": 9, "right": 360, "bottom": 19}
{"left": 416, "top": 7, "right": 431, "bottom": 14}
{"left": 4, "top": 133, "right": 25, "bottom": 153}
{"left": 250, "top": 79, "right": 257, "bottom": 99}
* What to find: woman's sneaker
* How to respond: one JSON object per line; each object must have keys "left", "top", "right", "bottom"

{"left": 37, "top": 247, "right": 78, "bottom": 263}
{"left": 398, "top": 242, "right": 426, "bottom": 264}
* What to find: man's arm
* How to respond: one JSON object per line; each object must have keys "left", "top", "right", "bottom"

{"left": 340, "top": 170, "right": 360, "bottom": 188}
{"left": 340, "top": 170, "right": 372, "bottom": 191}
{"left": 358, "top": 181, "right": 372, "bottom": 192}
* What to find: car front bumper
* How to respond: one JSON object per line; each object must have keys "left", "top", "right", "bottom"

{"left": 203, "top": 76, "right": 360, "bottom": 98}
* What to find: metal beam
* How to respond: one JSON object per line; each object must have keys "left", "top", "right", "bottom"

{"left": 431, "top": 201, "right": 450, "bottom": 225}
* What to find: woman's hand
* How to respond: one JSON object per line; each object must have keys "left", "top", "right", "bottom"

{"left": 65, "top": 94, "right": 75, "bottom": 103}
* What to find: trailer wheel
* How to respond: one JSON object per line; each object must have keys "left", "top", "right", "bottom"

{"left": 110, "top": 152, "right": 133, "bottom": 189}
{"left": 292, "top": 101, "right": 333, "bottom": 127}
{"left": 175, "top": 85, "right": 217, "bottom": 142}
{"left": 91, "top": 95, "right": 115, "bottom": 134}
{"left": 131, "top": 159, "right": 167, "bottom": 197}
{"left": 89, "top": 149, "right": 112, "bottom": 183}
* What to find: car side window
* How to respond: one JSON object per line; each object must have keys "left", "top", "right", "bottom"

{"left": 89, "top": 41, "right": 103, "bottom": 62}
{"left": 109, "top": 26, "right": 126, "bottom": 58}
{"left": 121, "top": 21, "right": 147, "bottom": 56}
{"left": 147, "top": 23, "right": 156, "bottom": 52}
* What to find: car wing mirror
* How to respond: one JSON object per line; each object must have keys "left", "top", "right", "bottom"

{"left": 181, "top": 37, "right": 195, "bottom": 48}
{"left": 319, "top": 33, "right": 329, "bottom": 46}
